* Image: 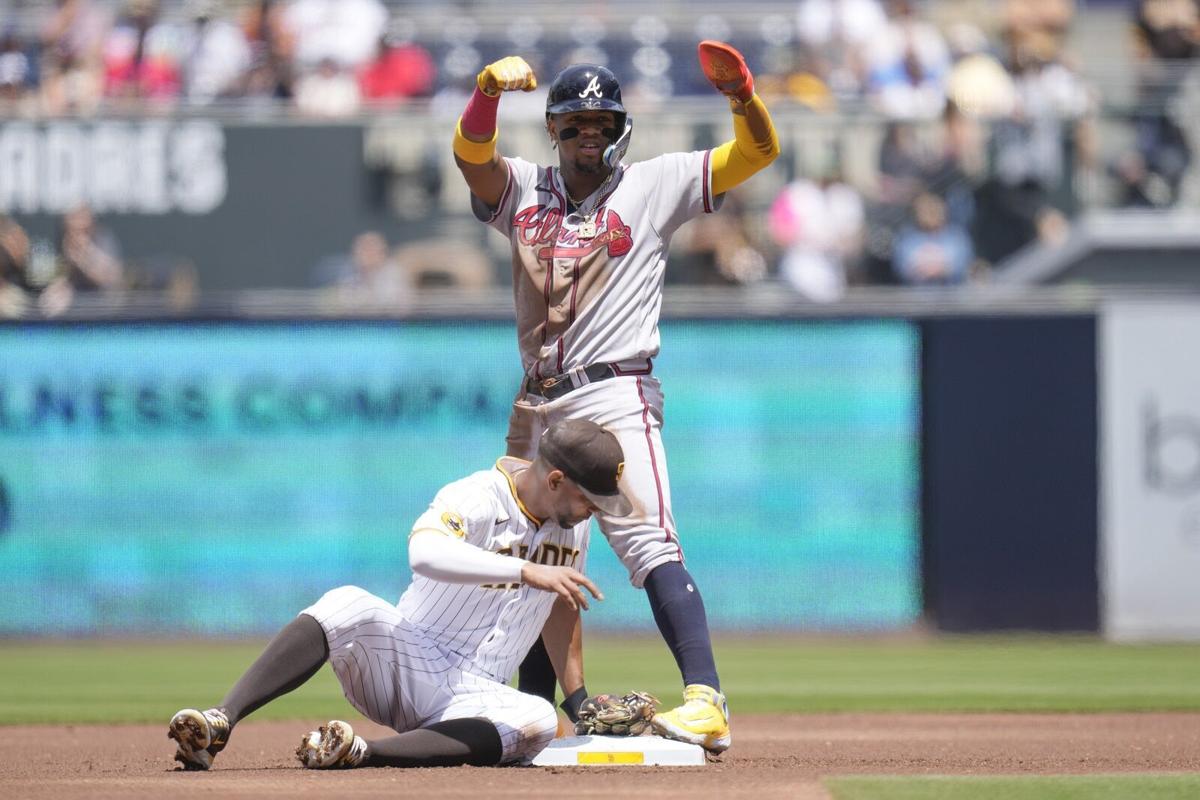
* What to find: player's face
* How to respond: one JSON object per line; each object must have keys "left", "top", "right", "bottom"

{"left": 551, "top": 111, "right": 617, "bottom": 175}
{"left": 547, "top": 472, "right": 599, "bottom": 527}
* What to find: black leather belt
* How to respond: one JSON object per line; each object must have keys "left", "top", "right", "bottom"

{"left": 525, "top": 364, "right": 619, "bottom": 400}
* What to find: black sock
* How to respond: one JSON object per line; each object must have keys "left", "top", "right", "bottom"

{"left": 644, "top": 561, "right": 720, "bottom": 691}
{"left": 363, "top": 718, "right": 503, "bottom": 768}
{"left": 516, "top": 636, "right": 557, "bottom": 704}
{"left": 220, "top": 613, "right": 329, "bottom": 726}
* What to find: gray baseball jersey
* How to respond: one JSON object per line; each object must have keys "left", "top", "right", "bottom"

{"left": 475, "top": 151, "right": 719, "bottom": 379}
{"left": 301, "top": 457, "right": 589, "bottom": 764}
{"left": 476, "top": 151, "right": 719, "bottom": 586}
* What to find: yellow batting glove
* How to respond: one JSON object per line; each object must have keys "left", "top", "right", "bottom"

{"left": 477, "top": 56, "right": 538, "bottom": 96}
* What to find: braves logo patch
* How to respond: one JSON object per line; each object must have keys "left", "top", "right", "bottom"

{"left": 440, "top": 511, "right": 467, "bottom": 539}
{"left": 578, "top": 75, "right": 603, "bottom": 99}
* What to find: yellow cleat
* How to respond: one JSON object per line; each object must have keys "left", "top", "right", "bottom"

{"left": 650, "top": 684, "right": 731, "bottom": 754}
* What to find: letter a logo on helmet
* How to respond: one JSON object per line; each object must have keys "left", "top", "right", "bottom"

{"left": 579, "top": 76, "right": 603, "bottom": 99}
{"left": 546, "top": 65, "right": 626, "bottom": 118}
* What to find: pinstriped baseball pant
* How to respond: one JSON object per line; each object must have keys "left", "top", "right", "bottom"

{"left": 302, "top": 585, "right": 557, "bottom": 765}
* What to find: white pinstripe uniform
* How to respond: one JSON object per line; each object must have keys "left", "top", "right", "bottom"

{"left": 474, "top": 150, "right": 720, "bottom": 587}
{"left": 301, "top": 456, "right": 590, "bottom": 764}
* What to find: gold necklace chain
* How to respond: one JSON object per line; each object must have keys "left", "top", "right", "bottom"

{"left": 563, "top": 168, "right": 617, "bottom": 211}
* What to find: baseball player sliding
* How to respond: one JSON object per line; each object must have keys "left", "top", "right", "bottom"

{"left": 453, "top": 42, "right": 779, "bottom": 753}
{"left": 169, "top": 419, "right": 630, "bottom": 770}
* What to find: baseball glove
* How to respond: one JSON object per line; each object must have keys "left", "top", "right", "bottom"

{"left": 574, "top": 691, "right": 659, "bottom": 736}
{"left": 697, "top": 40, "right": 754, "bottom": 103}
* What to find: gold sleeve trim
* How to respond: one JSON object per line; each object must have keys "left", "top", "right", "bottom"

{"left": 711, "top": 94, "right": 780, "bottom": 197}
{"left": 453, "top": 120, "right": 499, "bottom": 165}
{"left": 409, "top": 526, "right": 453, "bottom": 541}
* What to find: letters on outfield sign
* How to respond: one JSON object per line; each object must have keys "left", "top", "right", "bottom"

{"left": 0, "top": 120, "right": 227, "bottom": 215}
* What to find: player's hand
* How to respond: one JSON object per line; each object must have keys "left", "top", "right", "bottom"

{"left": 520, "top": 563, "right": 603, "bottom": 611}
{"left": 697, "top": 40, "right": 754, "bottom": 103}
{"left": 477, "top": 56, "right": 538, "bottom": 97}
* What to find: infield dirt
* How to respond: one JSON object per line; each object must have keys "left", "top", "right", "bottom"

{"left": 2, "top": 713, "right": 1198, "bottom": 799}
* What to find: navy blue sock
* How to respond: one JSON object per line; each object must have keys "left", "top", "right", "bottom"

{"left": 220, "top": 613, "right": 329, "bottom": 726}
{"left": 517, "top": 636, "right": 557, "bottom": 704}
{"left": 363, "top": 718, "right": 502, "bottom": 767}
{"left": 644, "top": 561, "right": 720, "bottom": 691}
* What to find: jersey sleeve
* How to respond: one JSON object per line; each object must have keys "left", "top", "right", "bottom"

{"left": 644, "top": 150, "right": 724, "bottom": 234}
{"left": 470, "top": 156, "right": 538, "bottom": 235}
{"left": 411, "top": 482, "right": 493, "bottom": 549}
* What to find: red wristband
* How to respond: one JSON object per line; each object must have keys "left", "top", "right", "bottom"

{"left": 461, "top": 86, "right": 501, "bottom": 138}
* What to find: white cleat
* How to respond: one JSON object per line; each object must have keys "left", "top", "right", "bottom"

{"left": 168, "top": 707, "right": 231, "bottom": 770}
{"left": 296, "top": 720, "right": 368, "bottom": 769}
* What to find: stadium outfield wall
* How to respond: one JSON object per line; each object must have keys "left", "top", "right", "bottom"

{"left": 0, "top": 297, "right": 1195, "bottom": 640}
{"left": 0, "top": 318, "right": 920, "bottom": 636}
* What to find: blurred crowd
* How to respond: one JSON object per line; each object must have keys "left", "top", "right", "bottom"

{"left": 0, "top": 0, "right": 437, "bottom": 116}
{"left": 675, "top": 0, "right": 1200, "bottom": 298}
{"left": 0, "top": 0, "right": 1177, "bottom": 119}
{"left": 1, "top": 0, "right": 1199, "bottom": 311}
{"left": 0, "top": 208, "right": 198, "bottom": 317}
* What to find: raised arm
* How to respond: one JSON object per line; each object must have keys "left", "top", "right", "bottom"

{"left": 453, "top": 56, "right": 538, "bottom": 209}
{"left": 698, "top": 41, "right": 781, "bottom": 197}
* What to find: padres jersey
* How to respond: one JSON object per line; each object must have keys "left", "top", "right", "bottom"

{"left": 396, "top": 456, "right": 590, "bottom": 684}
{"left": 473, "top": 152, "right": 721, "bottom": 379}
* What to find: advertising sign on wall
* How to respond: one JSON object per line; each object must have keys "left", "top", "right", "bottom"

{"left": 0, "top": 120, "right": 227, "bottom": 215}
{"left": 0, "top": 320, "right": 919, "bottom": 635}
{"left": 1102, "top": 301, "right": 1200, "bottom": 640}
{"left": 2, "top": 121, "right": 408, "bottom": 291}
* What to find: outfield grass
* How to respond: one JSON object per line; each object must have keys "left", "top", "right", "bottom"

{"left": 827, "top": 774, "right": 1200, "bottom": 800}
{"left": 2, "top": 635, "right": 1200, "bottom": 724}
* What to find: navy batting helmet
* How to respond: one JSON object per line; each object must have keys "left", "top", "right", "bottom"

{"left": 545, "top": 64, "right": 630, "bottom": 164}
{"left": 546, "top": 64, "right": 626, "bottom": 120}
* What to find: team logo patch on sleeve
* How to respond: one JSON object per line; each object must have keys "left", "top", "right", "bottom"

{"left": 440, "top": 511, "right": 467, "bottom": 539}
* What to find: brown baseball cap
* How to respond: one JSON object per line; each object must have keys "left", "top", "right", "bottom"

{"left": 538, "top": 419, "right": 633, "bottom": 517}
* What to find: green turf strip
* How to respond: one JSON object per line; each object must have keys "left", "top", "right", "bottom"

{"left": 827, "top": 774, "right": 1200, "bottom": 800}
{"left": 3, "top": 636, "right": 1200, "bottom": 724}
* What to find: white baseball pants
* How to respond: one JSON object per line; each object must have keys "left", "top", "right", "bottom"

{"left": 506, "top": 374, "right": 684, "bottom": 587}
{"left": 301, "top": 585, "right": 557, "bottom": 765}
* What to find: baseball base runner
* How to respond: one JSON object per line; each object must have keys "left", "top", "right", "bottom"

{"left": 453, "top": 41, "right": 779, "bottom": 753}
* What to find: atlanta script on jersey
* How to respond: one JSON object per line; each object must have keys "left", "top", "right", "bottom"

{"left": 473, "top": 152, "right": 720, "bottom": 381}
